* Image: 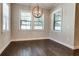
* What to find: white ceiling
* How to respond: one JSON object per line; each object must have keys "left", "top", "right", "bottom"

{"left": 14, "top": 3, "right": 60, "bottom": 10}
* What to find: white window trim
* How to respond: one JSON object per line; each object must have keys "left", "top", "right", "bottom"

{"left": 33, "top": 14, "right": 44, "bottom": 30}
{"left": 19, "top": 10, "right": 32, "bottom": 31}
{"left": 2, "top": 3, "right": 10, "bottom": 32}
{"left": 19, "top": 9, "right": 44, "bottom": 31}
{"left": 51, "top": 8, "right": 63, "bottom": 32}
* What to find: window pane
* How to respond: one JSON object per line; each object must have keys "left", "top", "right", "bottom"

{"left": 24, "top": 17, "right": 31, "bottom": 21}
{"left": 55, "top": 26, "right": 61, "bottom": 31}
{"left": 34, "top": 16, "right": 44, "bottom": 29}
{"left": 21, "top": 25, "right": 31, "bottom": 30}
{"left": 20, "top": 20, "right": 31, "bottom": 30}
{"left": 3, "top": 3, "right": 9, "bottom": 31}
{"left": 53, "top": 9, "right": 62, "bottom": 31}
{"left": 21, "top": 11, "right": 31, "bottom": 21}
{"left": 21, "top": 20, "right": 31, "bottom": 26}
{"left": 21, "top": 12, "right": 30, "bottom": 17}
{"left": 34, "top": 26, "right": 43, "bottom": 29}
{"left": 20, "top": 11, "right": 32, "bottom": 30}
{"left": 3, "top": 16, "right": 6, "bottom": 30}
{"left": 34, "top": 21, "right": 42, "bottom": 26}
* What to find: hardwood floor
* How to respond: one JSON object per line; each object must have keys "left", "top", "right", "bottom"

{"left": 73, "top": 49, "right": 79, "bottom": 56}
{"left": 0, "top": 39, "right": 73, "bottom": 56}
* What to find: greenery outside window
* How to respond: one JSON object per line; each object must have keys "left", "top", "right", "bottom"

{"left": 52, "top": 8, "right": 62, "bottom": 32}
{"left": 20, "top": 10, "right": 44, "bottom": 30}
{"left": 34, "top": 15, "right": 44, "bottom": 30}
{"left": 20, "top": 11, "right": 32, "bottom": 30}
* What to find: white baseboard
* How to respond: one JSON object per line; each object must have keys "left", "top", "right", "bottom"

{"left": 11, "top": 37, "right": 49, "bottom": 42}
{"left": 0, "top": 37, "right": 74, "bottom": 55}
{"left": 12, "top": 37, "right": 74, "bottom": 49}
{"left": 0, "top": 37, "right": 48, "bottom": 55}
{"left": 0, "top": 41, "right": 11, "bottom": 55}
{"left": 49, "top": 37, "right": 74, "bottom": 49}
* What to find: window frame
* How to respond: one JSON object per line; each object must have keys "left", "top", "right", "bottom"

{"left": 51, "top": 8, "right": 63, "bottom": 32}
{"left": 19, "top": 10, "right": 44, "bottom": 31}
{"left": 20, "top": 20, "right": 32, "bottom": 30}
{"left": 2, "top": 3, "right": 10, "bottom": 32}
{"left": 33, "top": 14, "right": 44, "bottom": 30}
{"left": 19, "top": 10, "right": 32, "bottom": 30}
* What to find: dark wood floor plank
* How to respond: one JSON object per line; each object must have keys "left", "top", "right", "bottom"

{"left": 0, "top": 39, "right": 73, "bottom": 56}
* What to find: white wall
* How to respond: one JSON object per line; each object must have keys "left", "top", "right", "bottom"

{"left": 11, "top": 3, "right": 76, "bottom": 49}
{"left": 0, "top": 3, "right": 76, "bottom": 54}
{"left": 0, "top": 4, "right": 11, "bottom": 54}
{"left": 11, "top": 4, "right": 50, "bottom": 41}
{"left": 49, "top": 3, "right": 76, "bottom": 49}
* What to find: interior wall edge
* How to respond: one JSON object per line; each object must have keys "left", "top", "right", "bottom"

{"left": 0, "top": 37, "right": 76, "bottom": 55}
{"left": 11, "top": 37, "right": 49, "bottom": 42}
{"left": 11, "top": 37, "right": 74, "bottom": 50}
{"left": 0, "top": 40, "right": 11, "bottom": 55}
{"left": 49, "top": 37, "right": 74, "bottom": 50}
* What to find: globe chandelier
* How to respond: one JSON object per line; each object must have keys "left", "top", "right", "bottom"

{"left": 32, "top": 4, "right": 43, "bottom": 18}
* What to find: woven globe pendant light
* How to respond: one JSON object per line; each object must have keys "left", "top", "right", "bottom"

{"left": 32, "top": 4, "right": 43, "bottom": 18}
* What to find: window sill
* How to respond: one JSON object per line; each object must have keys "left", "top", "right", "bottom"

{"left": 53, "top": 30, "right": 62, "bottom": 32}
{"left": 20, "top": 29, "right": 44, "bottom": 31}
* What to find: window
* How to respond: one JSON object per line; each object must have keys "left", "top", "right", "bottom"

{"left": 34, "top": 15, "right": 44, "bottom": 29}
{"left": 53, "top": 8, "right": 62, "bottom": 31}
{"left": 20, "top": 11, "right": 32, "bottom": 30}
{"left": 20, "top": 10, "right": 44, "bottom": 30}
{"left": 3, "top": 3, "right": 9, "bottom": 31}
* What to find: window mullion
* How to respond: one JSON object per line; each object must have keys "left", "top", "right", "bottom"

{"left": 32, "top": 16, "right": 34, "bottom": 30}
